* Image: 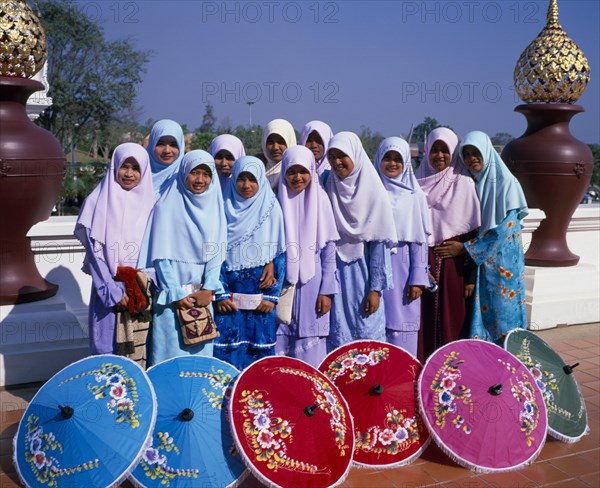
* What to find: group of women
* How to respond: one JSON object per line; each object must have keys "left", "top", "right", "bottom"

{"left": 76, "top": 117, "right": 529, "bottom": 371}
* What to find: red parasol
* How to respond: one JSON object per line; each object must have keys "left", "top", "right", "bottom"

{"left": 319, "top": 340, "right": 430, "bottom": 468}
{"left": 229, "top": 356, "right": 354, "bottom": 488}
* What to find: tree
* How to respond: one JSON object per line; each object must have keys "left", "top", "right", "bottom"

{"left": 491, "top": 132, "right": 515, "bottom": 146}
{"left": 199, "top": 103, "right": 217, "bottom": 133}
{"left": 36, "top": 1, "right": 150, "bottom": 152}
{"left": 358, "top": 126, "right": 384, "bottom": 160}
{"left": 411, "top": 117, "right": 451, "bottom": 144}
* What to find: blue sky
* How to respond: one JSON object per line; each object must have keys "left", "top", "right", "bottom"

{"left": 93, "top": 0, "right": 599, "bottom": 143}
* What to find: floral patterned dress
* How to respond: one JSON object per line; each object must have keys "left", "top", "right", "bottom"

{"left": 464, "top": 210, "right": 527, "bottom": 343}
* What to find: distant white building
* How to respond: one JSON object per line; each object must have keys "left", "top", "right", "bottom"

{"left": 26, "top": 62, "right": 52, "bottom": 120}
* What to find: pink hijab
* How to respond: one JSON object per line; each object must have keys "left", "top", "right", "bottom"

{"left": 416, "top": 128, "right": 481, "bottom": 245}
{"left": 277, "top": 146, "right": 339, "bottom": 284}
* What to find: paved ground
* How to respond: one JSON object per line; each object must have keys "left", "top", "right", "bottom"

{"left": 2, "top": 323, "right": 598, "bottom": 487}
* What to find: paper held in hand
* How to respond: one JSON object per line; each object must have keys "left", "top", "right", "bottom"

{"left": 232, "top": 293, "right": 263, "bottom": 310}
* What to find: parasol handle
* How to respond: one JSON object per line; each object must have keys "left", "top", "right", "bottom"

{"left": 563, "top": 363, "right": 580, "bottom": 375}
{"left": 180, "top": 408, "right": 194, "bottom": 421}
{"left": 371, "top": 384, "right": 384, "bottom": 396}
{"left": 58, "top": 405, "right": 74, "bottom": 419}
{"left": 304, "top": 403, "right": 319, "bottom": 417}
{"left": 488, "top": 384, "right": 503, "bottom": 396}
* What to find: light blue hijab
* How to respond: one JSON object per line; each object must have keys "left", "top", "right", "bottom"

{"left": 147, "top": 119, "right": 185, "bottom": 196}
{"left": 138, "top": 150, "right": 227, "bottom": 273}
{"left": 223, "top": 156, "right": 286, "bottom": 271}
{"left": 460, "top": 131, "right": 528, "bottom": 234}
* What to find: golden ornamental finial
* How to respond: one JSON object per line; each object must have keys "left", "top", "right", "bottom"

{"left": 513, "top": 0, "right": 590, "bottom": 103}
{"left": 0, "top": 0, "right": 48, "bottom": 78}
{"left": 547, "top": 0, "right": 559, "bottom": 25}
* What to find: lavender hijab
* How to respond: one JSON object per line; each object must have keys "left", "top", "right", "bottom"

{"left": 416, "top": 128, "right": 481, "bottom": 245}
{"left": 277, "top": 145, "right": 339, "bottom": 285}
{"left": 208, "top": 134, "right": 246, "bottom": 191}
{"left": 137, "top": 150, "right": 227, "bottom": 272}
{"left": 77, "top": 143, "right": 155, "bottom": 276}
{"left": 375, "top": 137, "right": 432, "bottom": 244}
{"left": 223, "top": 156, "right": 286, "bottom": 271}
{"left": 299, "top": 120, "right": 334, "bottom": 175}
{"left": 326, "top": 132, "right": 397, "bottom": 263}
{"left": 147, "top": 119, "right": 185, "bottom": 196}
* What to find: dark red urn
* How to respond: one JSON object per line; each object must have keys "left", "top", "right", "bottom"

{"left": 0, "top": 76, "right": 66, "bottom": 304}
{"left": 502, "top": 104, "right": 593, "bottom": 266}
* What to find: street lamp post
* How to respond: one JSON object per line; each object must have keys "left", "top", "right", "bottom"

{"left": 247, "top": 101, "right": 255, "bottom": 127}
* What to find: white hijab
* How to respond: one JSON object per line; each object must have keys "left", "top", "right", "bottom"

{"left": 261, "top": 119, "right": 297, "bottom": 190}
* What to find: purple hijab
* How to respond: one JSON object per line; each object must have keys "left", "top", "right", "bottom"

{"left": 77, "top": 143, "right": 155, "bottom": 276}
{"left": 277, "top": 145, "right": 339, "bottom": 285}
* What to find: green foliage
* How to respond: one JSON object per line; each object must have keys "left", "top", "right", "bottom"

{"left": 57, "top": 162, "right": 108, "bottom": 215}
{"left": 191, "top": 132, "right": 215, "bottom": 151}
{"left": 411, "top": 117, "right": 452, "bottom": 144}
{"left": 491, "top": 132, "right": 515, "bottom": 146}
{"left": 35, "top": 0, "right": 150, "bottom": 152}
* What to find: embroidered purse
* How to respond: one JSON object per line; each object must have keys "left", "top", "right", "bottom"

{"left": 275, "top": 284, "right": 295, "bottom": 325}
{"left": 177, "top": 305, "right": 219, "bottom": 346}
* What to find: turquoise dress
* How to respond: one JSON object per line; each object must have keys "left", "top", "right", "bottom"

{"left": 149, "top": 260, "right": 224, "bottom": 366}
{"left": 464, "top": 210, "right": 527, "bottom": 343}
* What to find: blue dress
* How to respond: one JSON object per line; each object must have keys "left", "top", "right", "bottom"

{"left": 214, "top": 253, "right": 286, "bottom": 370}
{"left": 464, "top": 210, "right": 527, "bottom": 343}
{"left": 149, "top": 260, "right": 224, "bottom": 366}
{"left": 328, "top": 241, "right": 392, "bottom": 350}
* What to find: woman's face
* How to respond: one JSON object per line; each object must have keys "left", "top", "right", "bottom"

{"left": 153, "top": 135, "right": 180, "bottom": 165}
{"left": 429, "top": 140, "right": 452, "bottom": 172}
{"left": 265, "top": 133, "right": 287, "bottom": 163}
{"left": 285, "top": 164, "right": 311, "bottom": 193}
{"left": 380, "top": 150, "right": 404, "bottom": 178}
{"left": 236, "top": 171, "right": 259, "bottom": 199}
{"left": 116, "top": 157, "right": 142, "bottom": 190}
{"left": 305, "top": 131, "right": 325, "bottom": 162}
{"left": 186, "top": 164, "right": 212, "bottom": 194}
{"left": 462, "top": 145, "right": 484, "bottom": 174}
{"left": 328, "top": 148, "right": 354, "bottom": 179}
{"left": 214, "top": 150, "right": 235, "bottom": 177}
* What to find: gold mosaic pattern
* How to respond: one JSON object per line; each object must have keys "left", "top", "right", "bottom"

{"left": 513, "top": 0, "right": 590, "bottom": 103}
{"left": 0, "top": 0, "right": 47, "bottom": 77}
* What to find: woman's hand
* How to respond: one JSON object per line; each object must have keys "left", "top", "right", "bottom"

{"left": 465, "top": 284, "right": 475, "bottom": 298}
{"left": 259, "top": 262, "right": 277, "bottom": 289}
{"left": 189, "top": 289, "right": 213, "bottom": 307}
{"left": 316, "top": 295, "right": 332, "bottom": 317}
{"left": 407, "top": 286, "right": 423, "bottom": 302}
{"left": 217, "top": 299, "right": 238, "bottom": 313}
{"left": 256, "top": 300, "right": 275, "bottom": 313}
{"left": 364, "top": 291, "right": 381, "bottom": 316}
{"left": 116, "top": 294, "right": 130, "bottom": 311}
{"left": 176, "top": 296, "right": 195, "bottom": 310}
{"left": 434, "top": 241, "right": 464, "bottom": 258}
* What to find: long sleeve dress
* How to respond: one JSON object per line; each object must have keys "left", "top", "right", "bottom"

{"left": 464, "top": 210, "right": 527, "bottom": 343}
{"left": 75, "top": 225, "right": 125, "bottom": 355}
{"left": 214, "top": 254, "right": 286, "bottom": 370}
{"left": 328, "top": 241, "right": 392, "bottom": 350}
{"left": 149, "top": 259, "right": 224, "bottom": 366}
{"left": 383, "top": 242, "right": 429, "bottom": 357}
{"left": 276, "top": 242, "right": 339, "bottom": 366}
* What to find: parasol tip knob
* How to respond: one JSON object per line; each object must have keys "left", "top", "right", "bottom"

{"left": 488, "top": 384, "right": 503, "bottom": 396}
{"left": 371, "top": 383, "right": 384, "bottom": 396}
{"left": 304, "top": 403, "right": 319, "bottom": 417}
{"left": 563, "top": 363, "right": 580, "bottom": 375}
{"left": 180, "top": 408, "right": 194, "bottom": 421}
{"left": 58, "top": 405, "right": 74, "bottom": 419}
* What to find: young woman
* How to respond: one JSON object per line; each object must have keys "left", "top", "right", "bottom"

{"left": 261, "top": 118, "right": 297, "bottom": 190}
{"left": 75, "top": 143, "right": 154, "bottom": 355}
{"left": 436, "top": 131, "right": 528, "bottom": 343}
{"left": 325, "top": 132, "right": 396, "bottom": 349}
{"left": 375, "top": 137, "right": 431, "bottom": 357}
{"left": 208, "top": 134, "right": 246, "bottom": 191}
{"left": 138, "top": 150, "right": 227, "bottom": 364}
{"left": 299, "top": 120, "right": 334, "bottom": 183}
{"left": 146, "top": 119, "right": 185, "bottom": 196}
{"left": 276, "top": 145, "right": 340, "bottom": 367}
{"left": 214, "top": 156, "right": 286, "bottom": 369}
{"left": 417, "top": 128, "right": 480, "bottom": 358}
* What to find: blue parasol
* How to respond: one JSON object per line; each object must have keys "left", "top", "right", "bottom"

{"left": 130, "top": 355, "right": 246, "bottom": 488}
{"left": 13, "top": 354, "right": 157, "bottom": 488}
